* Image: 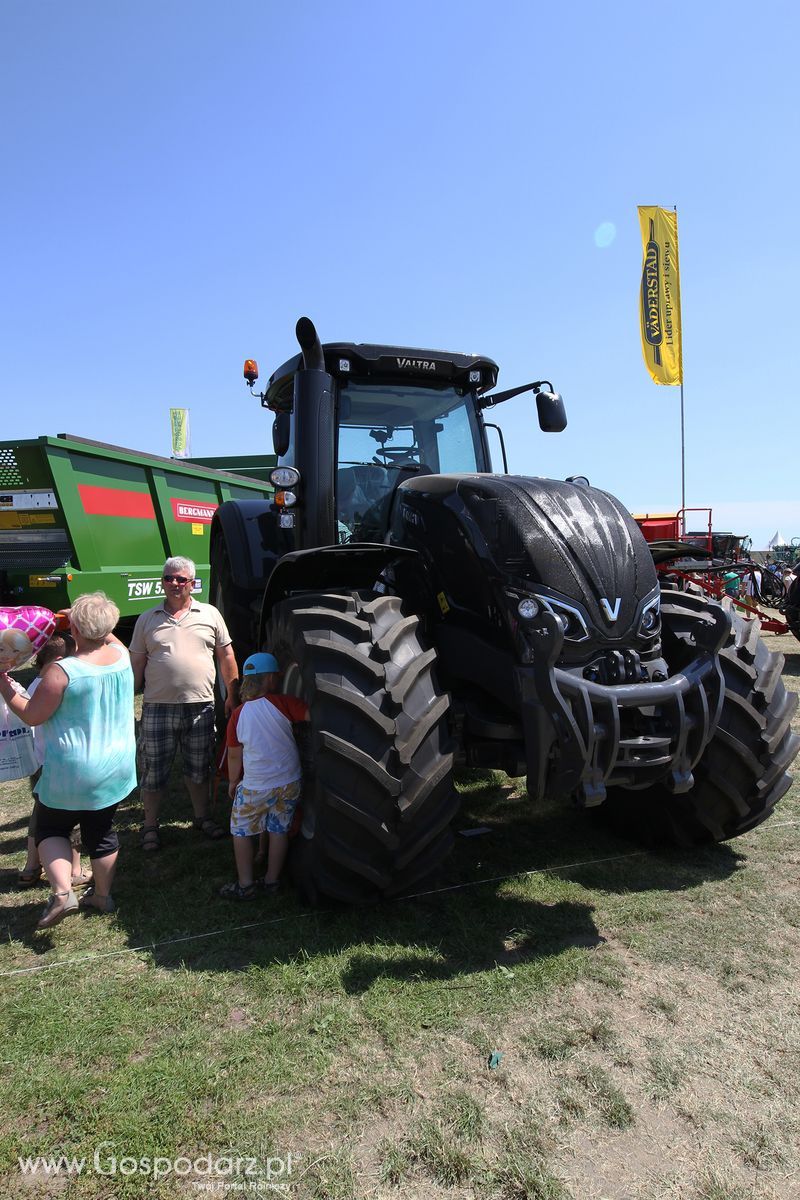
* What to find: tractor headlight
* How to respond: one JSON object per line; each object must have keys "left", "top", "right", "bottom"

{"left": 508, "top": 590, "right": 589, "bottom": 641}
{"left": 641, "top": 608, "right": 658, "bottom": 632}
{"left": 638, "top": 595, "right": 661, "bottom": 637}
{"left": 270, "top": 466, "right": 301, "bottom": 489}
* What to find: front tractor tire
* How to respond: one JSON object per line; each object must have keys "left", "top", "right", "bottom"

{"left": 266, "top": 590, "right": 458, "bottom": 903}
{"left": 602, "top": 599, "right": 799, "bottom": 847}
{"left": 786, "top": 573, "right": 800, "bottom": 644}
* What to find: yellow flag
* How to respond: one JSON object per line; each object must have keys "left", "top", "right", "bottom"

{"left": 170, "top": 408, "right": 190, "bottom": 458}
{"left": 638, "top": 206, "right": 683, "bottom": 385}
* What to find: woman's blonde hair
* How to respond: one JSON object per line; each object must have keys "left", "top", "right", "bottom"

{"left": 70, "top": 592, "right": 120, "bottom": 641}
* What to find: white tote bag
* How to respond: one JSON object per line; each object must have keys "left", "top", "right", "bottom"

{"left": 0, "top": 695, "right": 37, "bottom": 782}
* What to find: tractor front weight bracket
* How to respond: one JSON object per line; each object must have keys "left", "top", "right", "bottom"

{"left": 516, "top": 604, "right": 731, "bottom": 808}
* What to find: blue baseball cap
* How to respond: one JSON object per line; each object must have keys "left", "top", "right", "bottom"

{"left": 242, "top": 652, "right": 279, "bottom": 675}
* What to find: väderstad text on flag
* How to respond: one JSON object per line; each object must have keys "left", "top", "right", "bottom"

{"left": 637, "top": 206, "right": 682, "bottom": 386}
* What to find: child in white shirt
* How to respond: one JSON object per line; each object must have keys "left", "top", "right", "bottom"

{"left": 219, "top": 653, "right": 308, "bottom": 901}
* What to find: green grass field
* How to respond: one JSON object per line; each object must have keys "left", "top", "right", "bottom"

{"left": 1, "top": 633, "right": 798, "bottom": 1199}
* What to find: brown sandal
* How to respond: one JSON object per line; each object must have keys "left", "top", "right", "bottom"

{"left": 37, "top": 890, "right": 79, "bottom": 929}
{"left": 193, "top": 818, "right": 226, "bottom": 841}
{"left": 141, "top": 825, "right": 160, "bottom": 852}
{"left": 79, "top": 886, "right": 115, "bottom": 915}
{"left": 18, "top": 866, "right": 45, "bottom": 888}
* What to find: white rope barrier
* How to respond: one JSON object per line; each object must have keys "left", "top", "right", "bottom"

{"left": 0, "top": 847, "right": 651, "bottom": 979}
{"left": 2, "top": 820, "right": 796, "bottom": 980}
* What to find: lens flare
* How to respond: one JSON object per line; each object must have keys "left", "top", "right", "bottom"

{"left": 594, "top": 222, "right": 617, "bottom": 248}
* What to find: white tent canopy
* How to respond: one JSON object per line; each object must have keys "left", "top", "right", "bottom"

{"left": 767, "top": 530, "right": 788, "bottom": 549}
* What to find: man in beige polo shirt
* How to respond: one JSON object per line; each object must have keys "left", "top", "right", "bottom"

{"left": 129, "top": 556, "right": 238, "bottom": 851}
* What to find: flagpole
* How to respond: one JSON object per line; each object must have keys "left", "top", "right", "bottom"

{"left": 675, "top": 205, "right": 685, "bottom": 531}
{"left": 680, "top": 379, "right": 685, "bottom": 522}
{"left": 637, "top": 204, "right": 685, "bottom": 525}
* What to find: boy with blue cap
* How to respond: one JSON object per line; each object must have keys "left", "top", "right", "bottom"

{"left": 219, "top": 652, "right": 309, "bottom": 900}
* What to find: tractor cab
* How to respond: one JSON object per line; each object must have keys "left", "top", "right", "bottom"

{"left": 334, "top": 381, "right": 489, "bottom": 543}
{"left": 244, "top": 318, "right": 565, "bottom": 556}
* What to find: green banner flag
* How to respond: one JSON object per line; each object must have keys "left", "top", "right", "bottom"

{"left": 170, "top": 408, "right": 190, "bottom": 458}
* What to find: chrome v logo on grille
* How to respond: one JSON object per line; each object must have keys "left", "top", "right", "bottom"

{"left": 599, "top": 597, "right": 622, "bottom": 623}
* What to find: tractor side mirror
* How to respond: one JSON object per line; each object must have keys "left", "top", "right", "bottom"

{"left": 273, "top": 411, "right": 291, "bottom": 457}
{"left": 536, "top": 390, "right": 567, "bottom": 432}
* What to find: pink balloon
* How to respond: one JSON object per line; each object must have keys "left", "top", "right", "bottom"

{"left": 0, "top": 606, "right": 57, "bottom": 671}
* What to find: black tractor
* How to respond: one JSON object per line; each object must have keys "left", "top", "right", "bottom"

{"left": 210, "top": 318, "right": 799, "bottom": 902}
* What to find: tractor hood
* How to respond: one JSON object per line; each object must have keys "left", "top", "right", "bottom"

{"left": 392, "top": 474, "right": 660, "bottom": 648}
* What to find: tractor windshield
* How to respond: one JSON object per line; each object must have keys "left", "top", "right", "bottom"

{"left": 335, "top": 382, "right": 486, "bottom": 543}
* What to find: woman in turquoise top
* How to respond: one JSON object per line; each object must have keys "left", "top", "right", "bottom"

{"left": 0, "top": 592, "right": 135, "bottom": 929}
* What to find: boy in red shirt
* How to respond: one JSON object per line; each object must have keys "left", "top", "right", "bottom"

{"left": 219, "top": 652, "right": 308, "bottom": 900}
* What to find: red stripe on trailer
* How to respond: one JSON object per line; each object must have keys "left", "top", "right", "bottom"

{"left": 78, "top": 484, "right": 156, "bottom": 519}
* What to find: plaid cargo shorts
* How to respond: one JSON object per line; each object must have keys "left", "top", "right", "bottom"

{"left": 137, "top": 702, "right": 216, "bottom": 790}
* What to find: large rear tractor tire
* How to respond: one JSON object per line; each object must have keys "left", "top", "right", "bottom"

{"left": 600, "top": 600, "right": 799, "bottom": 847}
{"left": 209, "top": 535, "right": 259, "bottom": 671}
{"left": 265, "top": 590, "right": 457, "bottom": 903}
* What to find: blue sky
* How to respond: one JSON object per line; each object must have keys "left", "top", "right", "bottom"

{"left": 2, "top": 0, "right": 797, "bottom": 548}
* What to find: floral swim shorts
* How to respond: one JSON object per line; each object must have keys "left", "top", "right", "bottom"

{"left": 230, "top": 780, "right": 302, "bottom": 837}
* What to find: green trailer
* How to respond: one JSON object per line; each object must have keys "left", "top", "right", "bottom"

{"left": 0, "top": 434, "right": 275, "bottom": 625}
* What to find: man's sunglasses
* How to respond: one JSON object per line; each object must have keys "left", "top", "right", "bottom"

{"left": 163, "top": 574, "right": 191, "bottom": 585}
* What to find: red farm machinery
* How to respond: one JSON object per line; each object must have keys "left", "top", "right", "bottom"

{"left": 633, "top": 508, "right": 798, "bottom": 638}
